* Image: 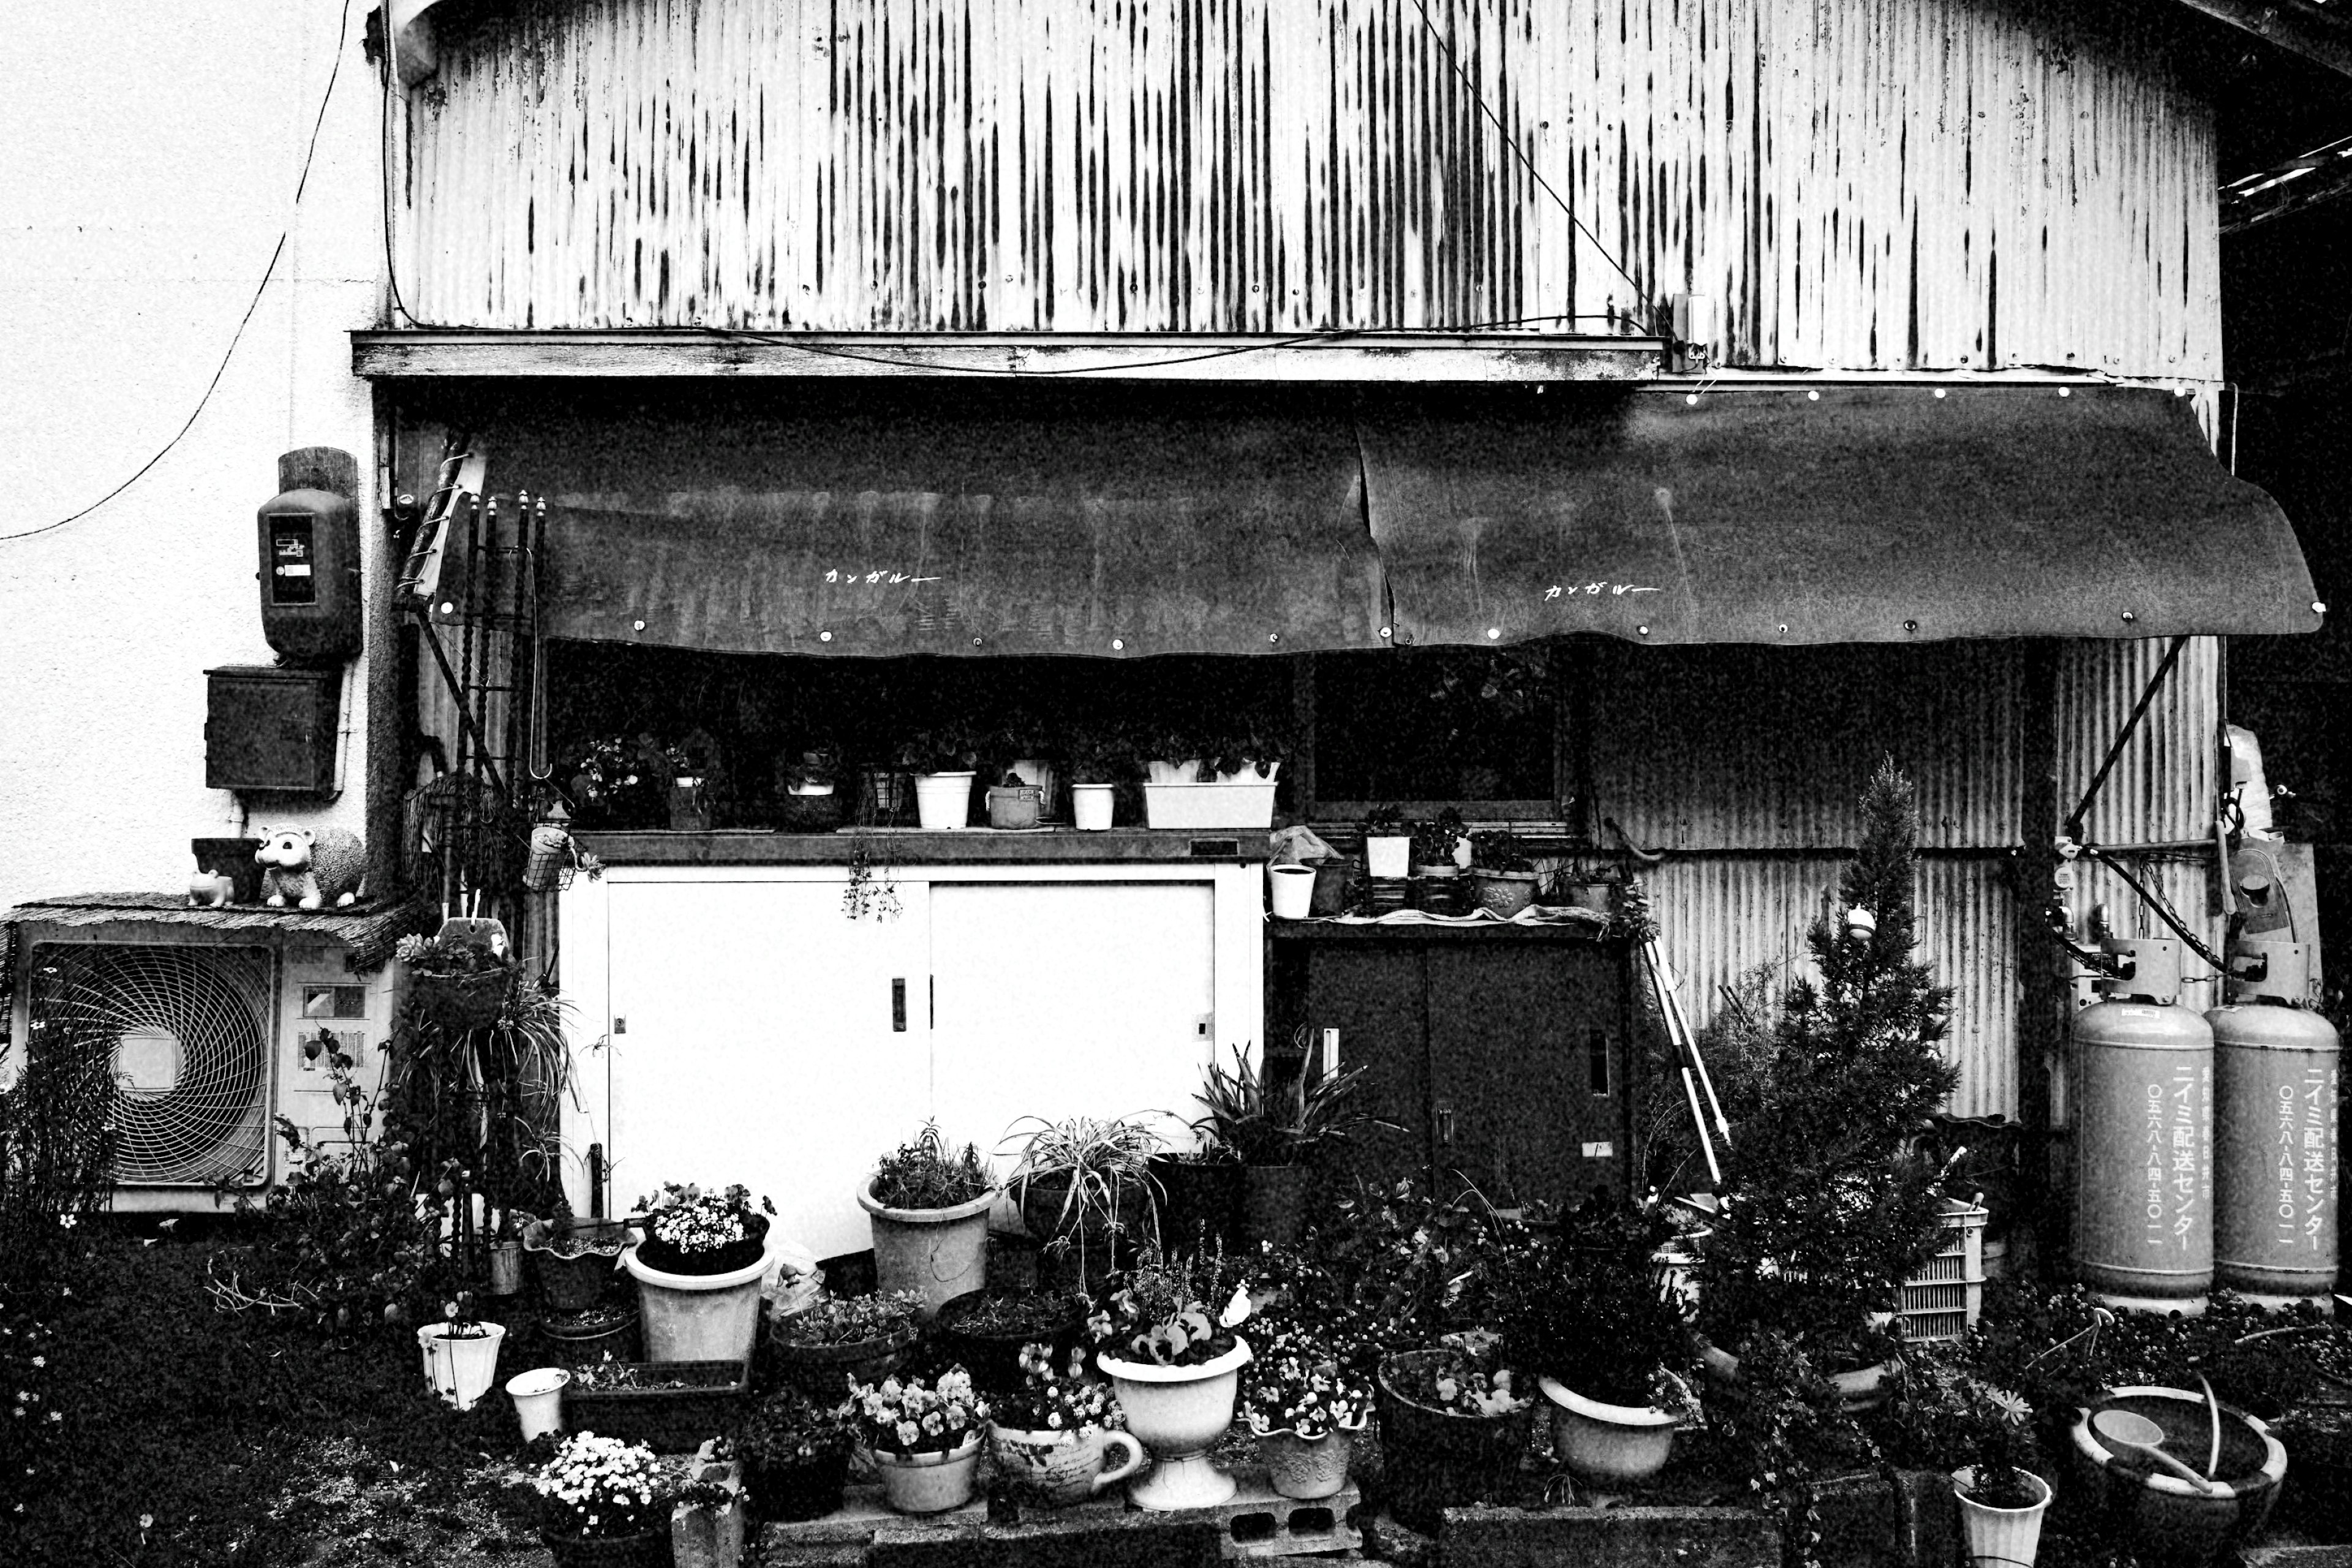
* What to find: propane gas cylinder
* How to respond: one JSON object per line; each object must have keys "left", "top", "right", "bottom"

{"left": 2073, "top": 938, "right": 2215, "bottom": 1314}
{"left": 2212, "top": 938, "right": 2340, "bottom": 1306}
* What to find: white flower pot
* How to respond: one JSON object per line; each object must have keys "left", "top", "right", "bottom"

{"left": 1365, "top": 836, "right": 1412, "bottom": 879}
{"left": 989, "top": 1423, "right": 1146, "bottom": 1506}
{"left": 416, "top": 1321, "right": 507, "bottom": 1411}
{"left": 1071, "top": 783, "right": 1115, "bottom": 831}
{"left": 505, "top": 1365, "right": 570, "bottom": 1441}
{"left": 913, "top": 771, "right": 976, "bottom": 830}
{"left": 1268, "top": 863, "right": 1317, "bottom": 920}
{"left": 1538, "top": 1374, "right": 1678, "bottom": 1482}
{"left": 870, "top": 1434, "right": 983, "bottom": 1513}
{"left": 624, "top": 1245, "right": 771, "bottom": 1363}
{"left": 1099, "top": 1338, "right": 1251, "bottom": 1510}
{"left": 1953, "top": 1467, "right": 2052, "bottom": 1568}
{"left": 858, "top": 1180, "right": 996, "bottom": 1321}
{"left": 1255, "top": 1420, "right": 1362, "bottom": 1499}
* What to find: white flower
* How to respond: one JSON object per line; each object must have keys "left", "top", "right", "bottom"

{"left": 56, "top": 1215, "right": 75, "bottom": 1230}
{"left": 29, "top": 1357, "right": 42, "bottom": 1370}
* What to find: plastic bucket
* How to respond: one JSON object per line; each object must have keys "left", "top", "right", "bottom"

{"left": 913, "top": 772, "right": 975, "bottom": 831}
{"left": 1071, "top": 784, "right": 1115, "bottom": 831}
{"left": 1268, "top": 864, "right": 1317, "bottom": 919}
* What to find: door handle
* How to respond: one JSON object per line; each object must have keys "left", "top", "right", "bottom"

{"left": 892, "top": 978, "right": 906, "bottom": 1032}
{"left": 1437, "top": 1107, "right": 1456, "bottom": 1146}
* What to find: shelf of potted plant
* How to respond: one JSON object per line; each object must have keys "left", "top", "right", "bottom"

{"left": 733, "top": 1386, "right": 858, "bottom": 1523}
{"left": 987, "top": 1340, "right": 1145, "bottom": 1507}
{"left": 764, "top": 1289, "right": 921, "bottom": 1402}
{"left": 1498, "top": 1201, "right": 1698, "bottom": 1483}
{"left": 624, "top": 1182, "right": 776, "bottom": 1364}
{"left": 1001, "top": 1113, "right": 1164, "bottom": 1295}
{"left": 857, "top": 1123, "right": 997, "bottom": 1320}
{"left": 534, "top": 1431, "right": 676, "bottom": 1568}
{"left": 845, "top": 1366, "right": 993, "bottom": 1514}
{"left": 1090, "top": 1245, "right": 1256, "bottom": 1510}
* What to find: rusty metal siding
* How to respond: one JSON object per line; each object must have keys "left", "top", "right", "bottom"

{"left": 399, "top": 0, "right": 2221, "bottom": 374}
{"left": 1649, "top": 854, "right": 2015, "bottom": 1120}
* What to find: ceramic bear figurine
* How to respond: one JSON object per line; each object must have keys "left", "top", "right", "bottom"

{"left": 255, "top": 826, "right": 367, "bottom": 910}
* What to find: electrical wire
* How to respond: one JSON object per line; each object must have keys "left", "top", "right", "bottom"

{"left": 0, "top": 0, "right": 356, "bottom": 545}
{"left": 380, "top": 6, "right": 429, "bottom": 329}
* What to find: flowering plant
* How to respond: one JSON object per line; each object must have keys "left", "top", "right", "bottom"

{"left": 535, "top": 1431, "right": 669, "bottom": 1539}
{"left": 843, "top": 1368, "right": 990, "bottom": 1457}
{"left": 992, "top": 1341, "right": 1124, "bottom": 1434}
{"left": 1387, "top": 1338, "right": 1531, "bottom": 1418}
{"left": 1240, "top": 1324, "right": 1371, "bottom": 1439}
{"left": 734, "top": 1387, "right": 855, "bottom": 1469}
{"left": 634, "top": 1182, "right": 772, "bottom": 1274}
{"left": 1089, "top": 1243, "right": 1251, "bottom": 1368}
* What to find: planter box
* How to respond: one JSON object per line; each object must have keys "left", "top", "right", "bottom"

{"left": 1144, "top": 782, "right": 1276, "bottom": 830}
{"left": 564, "top": 1357, "right": 750, "bottom": 1453}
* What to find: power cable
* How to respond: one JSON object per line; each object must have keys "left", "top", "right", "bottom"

{"left": 1, "top": 0, "right": 356, "bottom": 544}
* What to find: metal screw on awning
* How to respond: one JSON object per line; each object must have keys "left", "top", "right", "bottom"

{"left": 632, "top": 619, "right": 646, "bottom": 631}
{"left": 1485, "top": 627, "right": 1501, "bottom": 640}
{"left": 1933, "top": 390, "right": 1948, "bottom": 400}
{"left": 1807, "top": 391, "right": 1820, "bottom": 402}
{"left": 1637, "top": 625, "right": 1650, "bottom": 636}
{"left": 2315, "top": 602, "right": 2330, "bottom": 616}
{"left": 819, "top": 630, "right": 834, "bottom": 643}
{"left": 1778, "top": 623, "right": 1790, "bottom": 635}
{"left": 1378, "top": 626, "right": 1393, "bottom": 639}
{"left": 2059, "top": 388, "right": 2072, "bottom": 398}
{"left": 1112, "top": 638, "right": 1126, "bottom": 650}
{"left": 1268, "top": 633, "right": 1281, "bottom": 644}
{"left": 972, "top": 636, "right": 984, "bottom": 647}
{"left": 1904, "top": 619, "right": 1920, "bottom": 633}
{"left": 2120, "top": 611, "right": 2136, "bottom": 624}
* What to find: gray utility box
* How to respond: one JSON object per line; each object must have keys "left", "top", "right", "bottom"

{"left": 204, "top": 665, "right": 339, "bottom": 794}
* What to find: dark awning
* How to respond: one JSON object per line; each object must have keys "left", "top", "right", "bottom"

{"left": 1359, "top": 383, "right": 2323, "bottom": 645}
{"left": 526, "top": 389, "right": 1387, "bottom": 657}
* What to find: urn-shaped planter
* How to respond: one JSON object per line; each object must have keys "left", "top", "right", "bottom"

{"left": 1098, "top": 1339, "right": 1253, "bottom": 1510}
{"left": 988, "top": 1423, "right": 1147, "bottom": 1507}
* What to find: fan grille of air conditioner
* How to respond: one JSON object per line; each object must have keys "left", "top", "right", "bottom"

{"left": 26, "top": 943, "right": 274, "bottom": 1185}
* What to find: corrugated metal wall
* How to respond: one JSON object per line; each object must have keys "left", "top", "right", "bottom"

{"left": 399, "top": 0, "right": 2222, "bottom": 375}
{"left": 1596, "top": 638, "right": 2222, "bottom": 1120}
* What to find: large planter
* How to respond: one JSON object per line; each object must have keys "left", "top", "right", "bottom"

{"left": 931, "top": 1290, "right": 1089, "bottom": 1396}
{"left": 858, "top": 1180, "right": 996, "bottom": 1320}
{"left": 870, "top": 1434, "right": 984, "bottom": 1514}
{"left": 625, "top": 1245, "right": 769, "bottom": 1364}
{"left": 1148, "top": 1155, "right": 1244, "bottom": 1257}
{"left": 1256, "top": 1419, "right": 1363, "bottom": 1500}
{"left": 989, "top": 1423, "right": 1147, "bottom": 1507}
{"left": 767, "top": 1325, "right": 918, "bottom": 1402}
{"left": 1242, "top": 1164, "right": 1310, "bottom": 1250}
{"left": 1143, "top": 781, "right": 1277, "bottom": 830}
{"left": 1954, "top": 1467, "right": 2054, "bottom": 1568}
{"left": 2068, "top": 1387, "right": 2288, "bottom": 1568}
{"left": 1099, "top": 1338, "right": 1252, "bottom": 1510}
{"left": 1376, "top": 1350, "right": 1536, "bottom": 1534}
{"left": 742, "top": 1450, "right": 851, "bottom": 1522}
{"left": 541, "top": 1525, "right": 673, "bottom": 1568}
{"left": 913, "top": 771, "right": 976, "bottom": 830}
{"left": 526, "top": 1217, "right": 635, "bottom": 1311}
{"left": 1019, "top": 1174, "right": 1148, "bottom": 1295}
{"left": 417, "top": 1321, "right": 507, "bottom": 1411}
{"left": 1538, "top": 1374, "right": 1678, "bottom": 1483}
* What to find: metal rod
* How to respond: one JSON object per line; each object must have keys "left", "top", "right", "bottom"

{"left": 2067, "top": 634, "right": 2191, "bottom": 841}
{"left": 415, "top": 618, "right": 508, "bottom": 799}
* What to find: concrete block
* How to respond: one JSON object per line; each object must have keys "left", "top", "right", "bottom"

{"left": 673, "top": 1440, "right": 746, "bottom": 1568}
{"left": 1437, "top": 1505, "right": 1781, "bottom": 1568}
{"left": 865, "top": 1513, "right": 1226, "bottom": 1568}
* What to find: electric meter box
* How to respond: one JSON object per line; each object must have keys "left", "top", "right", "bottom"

{"left": 257, "top": 447, "right": 362, "bottom": 663}
{"left": 205, "top": 665, "right": 340, "bottom": 794}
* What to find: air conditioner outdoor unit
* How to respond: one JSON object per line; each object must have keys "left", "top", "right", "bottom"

{"left": 4, "top": 922, "right": 402, "bottom": 1212}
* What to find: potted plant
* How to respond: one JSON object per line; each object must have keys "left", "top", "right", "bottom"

{"left": 734, "top": 1386, "right": 856, "bottom": 1523}
{"left": 1409, "top": 809, "right": 1470, "bottom": 914}
{"left": 662, "top": 731, "right": 723, "bottom": 831}
{"left": 988, "top": 1340, "right": 1145, "bottom": 1506}
{"left": 1090, "top": 1244, "right": 1255, "bottom": 1510}
{"left": 625, "top": 1182, "right": 775, "bottom": 1363}
{"left": 1361, "top": 805, "right": 1413, "bottom": 880}
{"left": 1191, "top": 1039, "right": 1400, "bottom": 1249}
{"left": 1500, "top": 1201, "right": 1697, "bottom": 1483}
{"left": 396, "top": 929, "right": 516, "bottom": 1033}
{"left": 858, "top": 1123, "right": 997, "bottom": 1319}
{"left": 1470, "top": 829, "right": 1542, "bottom": 918}
{"left": 1140, "top": 712, "right": 1285, "bottom": 829}
{"left": 766, "top": 1289, "right": 921, "bottom": 1401}
{"left": 524, "top": 1199, "right": 635, "bottom": 1313}
{"left": 897, "top": 725, "right": 982, "bottom": 830}
{"left": 985, "top": 769, "right": 1046, "bottom": 830}
{"left": 932, "top": 1288, "right": 1091, "bottom": 1395}
{"left": 1240, "top": 1320, "right": 1373, "bottom": 1501}
{"left": 845, "top": 1366, "right": 992, "bottom": 1514}
{"left": 1375, "top": 1336, "right": 1535, "bottom": 1533}
{"left": 1888, "top": 1357, "right": 2050, "bottom": 1567}
{"left": 777, "top": 741, "right": 846, "bottom": 831}
{"left": 565, "top": 1354, "right": 755, "bottom": 1452}
{"left": 1063, "top": 722, "right": 1136, "bottom": 831}
{"left": 1001, "top": 1114, "right": 1165, "bottom": 1294}
{"left": 535, "top": 1431, "right": 674, "bottom": 1568}
{"left": 1147, "top": 1142, "right": 1246, "bottom": 1258}
{"left": 415, "top": 1291, "right": 507, "bottom": 1411}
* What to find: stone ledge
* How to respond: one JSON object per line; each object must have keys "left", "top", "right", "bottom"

{"left": 1439, "top": 1505, "right": 1781, "bottom": 1568}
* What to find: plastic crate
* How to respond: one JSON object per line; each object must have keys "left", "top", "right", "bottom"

{"left": 1899, "top": 1200, "right": 1988, "bottom": 1343}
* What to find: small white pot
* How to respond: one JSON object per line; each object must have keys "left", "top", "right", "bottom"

{"left": 1071, "top": 783, "right": 1115, "bottom": 831}
{"left": 1268, "top": 863, "right": 1317, "bottom": 919}
{"left": 870, "top": 1434, "right": 984, "bottom": 1513}
{"left": 1953, "top": 1467, "right": 2052, "bottom": 1568}
{"left": 1538, "top": 1374, "right": 1678, "bottom": 1482}
{"left": 1365, "top": 836, "right": 1412, "bottom": 879}
{"left": 417, "top": 1321, "right": 507, "bottom": 1411}
{"left": 1099, "top": 1338, "right": 1251, "bottom": 1510}
{"left": 913, "top": 771, "right": 976, "bottom": 830}
{"left": 506, "top": 1365, "right": 570, "bottom": 1441}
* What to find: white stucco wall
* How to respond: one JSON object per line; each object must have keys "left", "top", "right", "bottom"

{"left": 0, "top": 1, "right": 384, "bottom": 914}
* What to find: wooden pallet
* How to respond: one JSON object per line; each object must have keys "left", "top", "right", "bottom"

{"left": 758, "top": 1467, "right": 1362, "bottom": 1564}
